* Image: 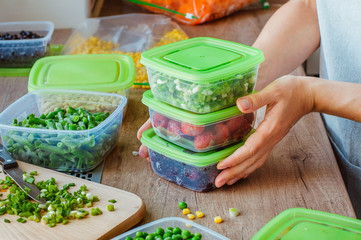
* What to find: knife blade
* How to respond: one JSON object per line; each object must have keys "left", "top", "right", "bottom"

{"left": 0, "top": 144, "right": 46, "bottom": 204}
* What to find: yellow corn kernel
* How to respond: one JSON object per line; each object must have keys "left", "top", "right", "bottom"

{"left": 187, "top": 214, "right": 195, "bottom": 220}
{"left": 196, "top": 211, "right": 204, "bottom": 218}
{"left": 182, "top": 208, "right": 190, "bottom": 215}
{"left": 214, "top": 216, "right": 223, "bottom": 224}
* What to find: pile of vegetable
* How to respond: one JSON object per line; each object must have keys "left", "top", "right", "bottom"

{"left": 3, "top": 106, "right": 119, "bottom": 172}
{"left": 0, "top": 172, "right": 114, "bottom": 227}
{"left": 149, "top": 68, "right": 256, "bottom": 113}
{"left": 125, "top": 227, "right": 203, "bottom": 240}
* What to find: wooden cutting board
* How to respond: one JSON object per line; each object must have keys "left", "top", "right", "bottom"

{"left": 0, "top": 161, "right": 146, "bottom": 240}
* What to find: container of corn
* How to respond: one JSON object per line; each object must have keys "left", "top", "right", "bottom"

{"left": 60, "top": 14, "right": 188, "bottom": 88}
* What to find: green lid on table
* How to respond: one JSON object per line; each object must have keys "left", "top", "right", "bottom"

{"left": 28, "top": 54, "right": 135, "bottom": 92}
{"left": 140, "top": 37, "right": 264, "bottom": 83}
{"left": 140, "top": 128, "right": 248, "bottom": 167}
{"left": 252, "top": 208, "right": 361, "bottom": 240}
{"left": 142, "top": 90, "right": 245, "bottom": 125}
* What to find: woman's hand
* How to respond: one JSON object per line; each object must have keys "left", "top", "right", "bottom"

{"left": 137, "top": 119, "right": 152, "bottom": 160}
{"left": 215, "top": 75, "right": 315, "bottom": 187}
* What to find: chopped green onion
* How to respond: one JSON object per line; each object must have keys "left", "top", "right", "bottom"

{"left": 108, "top": 199, "right": 117, "bottom": 203}
{"left": 107, "top": 205, "right": 114, "bottom": 211}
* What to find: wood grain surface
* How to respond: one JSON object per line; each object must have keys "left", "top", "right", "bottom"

{"left": 0, "top": 3, "right": 356, "bottom": 240}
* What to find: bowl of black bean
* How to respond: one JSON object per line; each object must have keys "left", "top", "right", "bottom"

{"left": 0, "top": 21, "right": 54, "bottom": 68}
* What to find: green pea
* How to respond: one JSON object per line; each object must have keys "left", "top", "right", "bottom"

{"left": 163, "top": 232, "right": 172, "bottom": 238}
{"left": 172, "top": 227, "right": 181, "bottom": 234}
{"left": 145, "top": 233, "right": 156, "bottom": 240}
{"left": 125, "top": 237, "right": 133, "bottom": 240}
{"left": 166, "top": 227, "right": 174, "bottom": 233}
{"left": 155, "top": 227, "right": 165, "bottom": 236}
{"left": 135, "top": 231, "right": 144, "bottom": 238}
{"left": 178, "top": 201, "right": 187, "bottom": 210}
{"left": 181, "top": 229, "right": 192, "bottom": 239}
{"left": 171, "top": 234, "right": 182, "bottom": 240}
{"left": 194, "top": 233, "right": 202, "bottom": 239}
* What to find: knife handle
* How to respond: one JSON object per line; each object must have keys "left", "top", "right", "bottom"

{"left": 0, "top": 144, "right": 18, "bottom": 169}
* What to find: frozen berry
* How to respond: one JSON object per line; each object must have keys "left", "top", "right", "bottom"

{"left": 213, "top": 123, "right": 231, "bottom": 145}
{"left": 153, "top": 112, "right": 168, "bottom": 129}
{"left": 194, "top": 131, "right": 215, "bottom": 150}
{"left": 167, "top": 120, "right": 182, "bottom": 138}
{"left": 181, "top": 122, "right": 205, "bottom": 136}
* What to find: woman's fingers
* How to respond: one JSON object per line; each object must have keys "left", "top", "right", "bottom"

{"left": 137, "top": 119, "right": 152, "bottom": 140}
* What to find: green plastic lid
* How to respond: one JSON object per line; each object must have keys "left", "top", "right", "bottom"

{"left": 252, "top": 208, "right": 361, "bottom": 240}
{"left": 28, "top": 54, "right": 135, "bottom": 92}
{"left": 140, "top": 37, "right": 264, "bottom": 83}
{"left": 140, "top": 128, "right": 247, "bottom": 167}
{"left": 142, "top": 90, "right": 244, "bottom": 125}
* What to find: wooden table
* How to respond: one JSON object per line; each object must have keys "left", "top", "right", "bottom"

{"left": 0, "top": 4, "right": 356, "bottom": 240}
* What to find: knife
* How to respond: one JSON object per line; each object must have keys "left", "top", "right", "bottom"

{"left": 0, "top": 144, "right": 46, "bottom": 204}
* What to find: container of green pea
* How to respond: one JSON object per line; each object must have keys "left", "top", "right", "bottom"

{"left": 0, "top": 89, "right": 127, "bottom": 172}
{"left": 112, "top": 217, "right": 230, "bottom": 240}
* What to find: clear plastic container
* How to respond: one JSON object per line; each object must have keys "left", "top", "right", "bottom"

{"left": 0, "top": 21, "right": 54, "bottom": 68}
{"left": 252, "top": 208, "right": 361, "bottom": 240}
{"left": 112, "top": 217, "right": 230, "bottom": 240}
{"left": 0, "top": 89, "right": 127, "bottom": 173}
{"left": 141, "top": 37, "right": 264, "bottom": 113}
{"left": 142, "top": 90, "right": 254, "bottom": 152}
{"left": 140, "top": 128, "right": 247, "bottom": 192}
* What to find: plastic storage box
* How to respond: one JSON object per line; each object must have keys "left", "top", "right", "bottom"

{"left": 0, "top": 21, "right": 54, "bottom": 68}
{"left": 252, "top": 208, "right": 361, "bottom": 240}
{"left": 0, "top": 89, "right": 127, "bottom": 172}
{"left": 112, "top": 217, "right": 230, "bottom": 240}
{"left": 28, "top": 54, "right": 135, "bottom": 98}
{"left": 141, "top": 128, "right": 248, "bottom": 192}
{"left": 142, "top": 90, "right": 254, "bottom": 152}
{"left": 140, "top": 37, "right": 264, "bottom": 113}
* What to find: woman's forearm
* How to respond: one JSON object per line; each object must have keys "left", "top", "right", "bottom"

{"left": 308, "top": 78, "right": 361, "bottom": 122}
{"left": 253, "top": 0, "right": 320, "bottom": 90}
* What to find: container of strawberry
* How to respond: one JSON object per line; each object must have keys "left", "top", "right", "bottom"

{"left": 142, "top": 90, "right": 254, "bottom": 152}
{"left": 140, "top": 128, "right": 249, "bottom": 192}
{"left": 140, "top": 37, "right": 264, "bottom": 113}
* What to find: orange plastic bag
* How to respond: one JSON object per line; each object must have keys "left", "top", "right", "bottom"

{"left": 128, "top": 0, "right": 269, "bottom": 25}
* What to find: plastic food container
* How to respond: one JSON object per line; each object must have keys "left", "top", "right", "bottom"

{"left": 0, "top": 89, "right": 127, "bottom": 173}
{"left": 141, "top": 128, "right": 248, "bottom": 192}
{"left": 140, "top": 37, "right": 264, "bottom": 113}
{"left": 112, "top": 217, "right": 230, "bottom": 240}
{"left": 28, "top": 54, "right": 135, "bottom": 99}
{"left": 252, "top": 208, "right": 361, "bottom": 240}
{"left": 0, "top": 21, "right": 54, "bottom": 68}
{"left": 142, "top": 90, "right": 254, "bottom": 152}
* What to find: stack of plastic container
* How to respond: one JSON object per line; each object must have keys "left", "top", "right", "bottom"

{"left": 140, "top": 37, "right": 264, "bottom": 192}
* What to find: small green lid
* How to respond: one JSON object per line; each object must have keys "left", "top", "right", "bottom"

{"left": 140, "top": 37, "right": 264, "bottom": 83}
{"left": 252, "top": 208, "right": 361, "bottom": 240}
{"left": 140, "top": 128, "right": 247, "bottom": 167}
{"left": 28, "top": 54, "right": 135, "bottom": 92}
{"left": 142, "top": 90, "right": 244, "bottom": 125}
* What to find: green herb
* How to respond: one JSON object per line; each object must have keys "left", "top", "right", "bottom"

{"left": 4, "top": 219, "right": 10, "bottom": 223}
{"left": 0, "top": 172, "right": 108, "bottom": 227}
{"left": 108, "top": 199, "right": 116, "bottom": 203}
{"left": 17, "top": 217, "right": 26, "bottom": 223}
{"left": 150, "top": 69, "right": 256, "bottom": 113}
{"left": 107, "top": 204, "right": 114, "bottom": 211}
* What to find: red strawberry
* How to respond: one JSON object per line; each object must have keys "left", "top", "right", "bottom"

{"left": 194, "top": 131, "right": 215, "bottom": 150}
{"left": 226, "top": 116, "right": 243, "bottom": 132}
{"left": 167, "top": 120, "right": 182, "bottom": 137}
{"left": 244, "top": 113, "right": 255, "bottom": 124}
{"left": 232, "top": 115, "right": 252, "bottom": 140}
{"left": 181, "top": 122, "right": 205, "bottom": 136}
{"left": 153, "top": 112, "right": 168, "bottom": 129}
{"left": 213, "top": 123, "right": 231, "bottom": 145}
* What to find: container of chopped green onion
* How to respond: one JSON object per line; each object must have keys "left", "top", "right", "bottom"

{"left": 0, "top": 89, "right": 127, "bottom": 172}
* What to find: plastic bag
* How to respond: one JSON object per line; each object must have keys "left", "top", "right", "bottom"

{"left": 127, "top": 0, "right": 270, "bottom": 25}
{"left": 61, "top": 14, "right": 188, "bottom": 88}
